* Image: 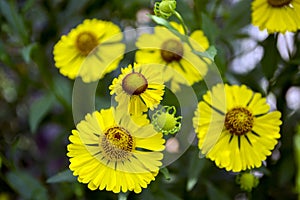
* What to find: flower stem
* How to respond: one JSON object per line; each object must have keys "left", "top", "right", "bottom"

{"left": 173, "top": 11, "right": 188, "bottom": 35}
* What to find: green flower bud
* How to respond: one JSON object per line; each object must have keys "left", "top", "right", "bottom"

{"left": 236, "top": 172, "right": 259, "bottom": 192}
{"left": 151, "top": 106, "right": 182, "bottom": 135}
{"left": 154, "top": 0, "right": 177, "bottom": 19}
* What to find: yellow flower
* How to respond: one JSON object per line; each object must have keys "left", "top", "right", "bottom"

{"left": 135, "top": 22, "right": 209, "bottom": 92}
{"left": 67, "top": 107, "right": 165, "bottom": 193}
{"left": 53, "top": 19, "right": 125, "bottom": 82}
{"left": 109, "top": 63, "right": 165, "bottom": 115}
{"left": 252, "top": 0, "right": 300, "bottom": 33}
{"left": 193, "top": 84, "right": 282, "bottom": 172}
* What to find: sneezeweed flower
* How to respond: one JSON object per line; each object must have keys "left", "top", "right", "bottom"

{"left": 252, "top": 0, "right": 300, "bottom": 33}
{"left": 193, "top": 84, "right": 282, "bottom": 172}
{"left": 236, "top": 172, "right": 259, "bottom": 192}
{"left": 67, "top": 107, "right": 165, "bottom": 193}
{"left": 135, "top": 22, "right": 210, "bottom": 92}
{"left": 151, "top": 106, "right": 182, "bottom": 135}
{"left": 53, "top": 19, "right": 125, "bottom": 82}
{"left": 154, "top": 0, "right": 177, "bottom": 19}
{"left": 109, "top": 63, "right": 165, "bottom": 115}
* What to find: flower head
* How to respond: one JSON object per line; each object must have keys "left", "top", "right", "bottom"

{"left": 193, "top": 84, "right": 282, "bottom": 172}
{"left": 154, "top": 0, "right": 177, "bottom": 19}
{"left": 151, "top": 106, "right": 182, "bottom": 135}
{"left": 236, "top": 172, "right": 259, "bottom": 192}
{"left": 135, "top": 22, "right": 210, "bottom": 92}
{"left": 252, "top": 0, "right": 300, "bottom": 33}
{"left": 67, "top": 107, "right": 165, "bottom": 193}
{"left": 109, "top": 63, "right": 165, "bottom": 115}
{"left": 53, "top": 19, "right": 125, "bottom": 82}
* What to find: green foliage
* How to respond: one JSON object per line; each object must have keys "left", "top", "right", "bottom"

{"left": 46, "top": 169, "right": 76, "bottom": 183}
{"left": 6, "top": 170, "right": 48, "bottom": 199}
{"left": 260, "top": 35, "right": 282, "bottom": 80}
{"left": 201, "top": 13, "right": 220, "bottom": 44}
{"left": 29, "top": 93, "right": 55, "bottom": 133}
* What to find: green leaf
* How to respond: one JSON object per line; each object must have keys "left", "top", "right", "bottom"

{"left": 118, "top": 192, "right": 129, "bottom": 200}
{"left": 223, "top": 0, "right": 251, "bottom": 35}
{"left": 53, "top": 76, "right": 72, "bottom": 105}
{"left": 47, "top": 169, "right": 76, "bottom": 183}
{"left": 148, "top": 14, "right": 185, "bottom": 40}
{"left": 0, "top": 40, "right": 12, "bottom": 65}
{"left": 0, "top": 1, "right": 29, "bottom": 44}
{"left": 206, "top": 46, "right": 217, "bottom": 58}
{"left": 186, "top": 148, "right": 207, "bottom": 191}
{"left": 201, "top": 13, "right": 220, "bottom": 44}
{"left": 6, "top": 170, "right": 48, "bottom": 200}
{"left": 21, "top": 43, "right": 38, "bottom": 63}
{"left": 193, "top": 45, "right": 217, "bottom": 62}
{"left": 29, "top": 93, "right": 55, "bottom": 133}
{"left": 160, "top": 167, "right": 171, "bottom": 180}
{"left": 260, "top": 35, "right": 281, "bottom": 80}
{"left": 205, "top": 181, "right": 231, "bottom": 200}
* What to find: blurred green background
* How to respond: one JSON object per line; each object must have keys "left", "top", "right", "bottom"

{"left": 1, "top": 0, "right": 300, "bottom": 199}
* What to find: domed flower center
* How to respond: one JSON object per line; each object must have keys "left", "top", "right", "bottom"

{"left": 122, "top": 72, "right": 148, "bottom": 95}
{"left": 101, "top": 126, "right": 134, "bottom": 161}
{"left": 160, "top": 39, "right": 184, "bottom": 63}
{"left": 151, "top": 106, "right": 182, "bottom": 135}
{"left": 267, "top": 0, "right": 292, "bottom": 7}
{"left": 157, "top": 113, "right": 177, "bottom": 131}
{"left": 237, "top": 173, "right": 259, "bottom": 192}
{"left": 224, "top": 107, "right": 254, "bottom": 136}
{"left": 76, "top": 31, "right": 98, "bottom": 56}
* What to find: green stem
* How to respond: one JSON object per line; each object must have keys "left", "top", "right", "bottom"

{"left": 173, "top": 11, "right": 188, "bottom": 35}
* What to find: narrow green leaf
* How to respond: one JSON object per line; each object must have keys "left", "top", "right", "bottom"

{"left": 0, "top": 40, "right": 12, "bottom": 65}
{"left": 160, "top": 167, "right": 171, "bottom": 180}
{"left": 21, "top": 0, "right": 36, "bottom": 13}
{"left": 21, "top": 43, "right": 38, "bottom": 63}
{"left": 205, "top": 181, "right": 231, "bottom": 200}
{"left": 118, "top": 192, "right": 129, "bottom": 200}
{"left": 6, "top": 170, "right": 48, "bottom": 200}
{"left": 201, "top": 13, "right": 220, "bottom": 44}
{"left": 29, "top": 93, "right": 55, "bottom": 133}
{"left": 186, "top": 148, "right": 207, "bottom": 191}
{"left": 148, "top": 14, "right": 189, "bottom": 43}
{"left": 0, "top": 1, "right": 29, "bottom": 44}
{"left": 206, "top": 46, "right": 217, "bottom": 60}
{"left": 53, "top": 76, "right": 72, "bottom": 105}
{"left": 223, "top": 0, "right": 251, "bottom": 34}
{"left": 260, "top": 35, "right": 281, "bottom": 80}
{"left": 47, "top": 169, "right": 76, "bottom": 183}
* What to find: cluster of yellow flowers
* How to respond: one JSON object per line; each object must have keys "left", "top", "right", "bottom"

{"left": 53, "top": 18, "right": 211, "bottom": 193}
{"left": 51, "top": 0, "right": 289, "bottom": 193}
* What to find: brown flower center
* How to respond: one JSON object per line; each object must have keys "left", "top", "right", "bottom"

{"left": 160, "top": 39, "right": 184, "bottom": 63}
{"left": 267, "top": 0, "right": 292, "bottom": 7}
{"left": 122, "top": 72, "right": 148, "bottom": 95}
{"left": 224, "top": 107, "right": 254, "bottom": 136}
{"left": 101, "top": 126, "right": 134, "bottom": 161}
{"left": 75, "top": 31, "right": 98, "bottom": 56}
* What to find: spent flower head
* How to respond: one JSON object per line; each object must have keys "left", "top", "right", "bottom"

{"left": 236, "top": 172, "right": 259, "bottom": 192}
{"left": 151, "top": 106, "right": 182, "bottom": 135}
{"left": 154, "top": 0, "right": 177, "bottom": 19}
